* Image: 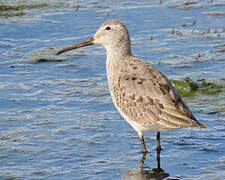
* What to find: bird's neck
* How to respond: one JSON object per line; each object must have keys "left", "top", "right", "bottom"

{"left": 106, "top": 43, "right": 132, "bottom": 64}
{"left": 106, "top": 44, "right": 132, "bottom": 89}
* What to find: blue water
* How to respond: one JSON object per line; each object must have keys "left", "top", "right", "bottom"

{"left": 0, "top": 0, "right": 225, "bottom": 179}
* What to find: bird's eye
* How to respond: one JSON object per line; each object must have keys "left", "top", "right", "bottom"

{"left": 105, "top": 26, "right": 111, "bottom": 31}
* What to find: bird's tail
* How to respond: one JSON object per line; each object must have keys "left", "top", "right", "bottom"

{"left": 199, "top": 123, "right": 208, "bottom": 129}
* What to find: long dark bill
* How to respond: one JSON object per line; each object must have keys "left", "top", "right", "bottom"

{"left": 56, "top": 37, "right": 94, "bottom": 55}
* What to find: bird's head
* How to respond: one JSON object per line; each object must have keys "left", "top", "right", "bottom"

{"left": 56, "top": 20, "right": 131, "bottom": 56}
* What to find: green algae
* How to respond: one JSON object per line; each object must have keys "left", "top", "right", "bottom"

{"left": 25, "top": 47, "right": 65, "bottom": 63}
{"left": 0, "top": 11, "right": 24, "bottom": 17}
{"left": 0, "top": 3, "right": 50, "bottom": 17}
{"left": 0, "top": 4, "right": 50, "bottom": 11}
{"left": 171, "top": 77, "right": 224, "bottom": 97}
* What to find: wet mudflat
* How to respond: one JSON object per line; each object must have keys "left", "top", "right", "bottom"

{"left": 0, "top": 0, "right": 225, "bottom": 179}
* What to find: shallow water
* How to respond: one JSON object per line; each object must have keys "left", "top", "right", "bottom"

{"left": 0, "top": 0, "right": 225, "bottom": 179}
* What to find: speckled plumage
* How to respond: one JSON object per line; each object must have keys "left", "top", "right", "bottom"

{"left": 107, "top": 55, "right": 205, "bottom": 132}
{"left": 57, "top": 19, "right": 207, "bottom": 153}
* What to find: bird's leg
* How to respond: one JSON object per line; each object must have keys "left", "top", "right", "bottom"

{"left": 140, "top": 135, "right": 148, "bottom": 153}
{"left": 139, "top": 151, "right": 147, "bottom": 169}
{"left": 156, "top": 131, "right": 162, "bottom": 153}
{"left": 156, "top": 146, "right": 161, "bottom": 169}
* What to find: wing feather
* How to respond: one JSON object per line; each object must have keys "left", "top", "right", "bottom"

{"left": 112, "top": 57, "right": 204, "bottom": 130}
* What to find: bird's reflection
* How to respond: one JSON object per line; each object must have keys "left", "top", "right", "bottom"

{"left": 122, "top": 150, "right": 172, "bottom": 180}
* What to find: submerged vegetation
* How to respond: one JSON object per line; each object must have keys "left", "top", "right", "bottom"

{"left": 0, "top": 4, "right": 50, "bottom": 11}
{"left": 0, "top": 11, "right": 25, "bottom": 17}
{"left": 0, "top": 3, "right": 50, "bottom": 17}
{"left": 172, "top": 77, "right": 224, "bottom": 97}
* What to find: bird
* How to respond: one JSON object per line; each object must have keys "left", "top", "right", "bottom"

{"left": 56, "top": 19, "right": 207, "bottom": 153}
